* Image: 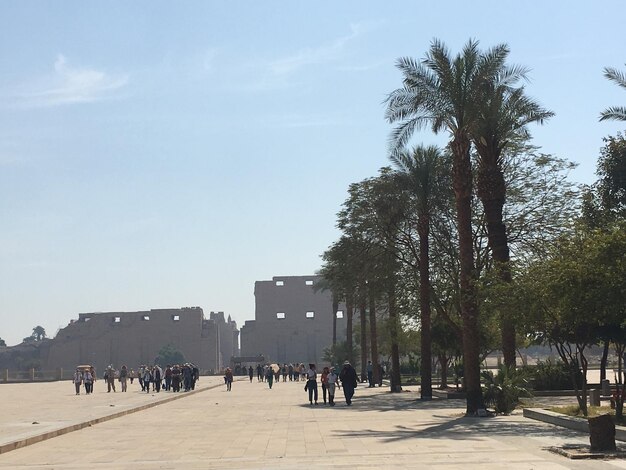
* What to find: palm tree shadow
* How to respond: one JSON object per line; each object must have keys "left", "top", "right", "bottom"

{"left": 334, "top": 415, "right": 586, "bottom": 443}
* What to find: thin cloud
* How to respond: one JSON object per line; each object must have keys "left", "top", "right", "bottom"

{"left": 262, "top": 113, "right": 348, "bottom": 129}
{"left": 14, "top": 55, "right": 128, "bottom": 108}
{"left": 268, "top": 22, "right": 375, "bottom": 76}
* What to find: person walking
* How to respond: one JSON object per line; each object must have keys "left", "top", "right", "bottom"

{"left": 327, "top": 367, "right": 339, "bottom": 406}
{"left": 73, "top": 368, "right": 83, "bottom": 395}
{"left": 164, "top": 365, "right": 172, "bottom": 391}
{"left": 153, "top": 365, "right": 162, "bottom": 393}
{"left": 305, "top": 364, "right": 318, "bottom": 405}
{"left": 142, "top": 367, "right": 152, "bottom": 394}
{"left": 339, "top": 361, "right": 358, "bottom": 406}
{"left": 320, "top": 366, "right": 330, "bottom": 404}
{"left": 105, "top": 366, "right": 116, "bottom": 393}
{"left": 83, "top": 368, "right": 93, "bottom": 394}
{"left": 367, "top": 361, "right": 374, "bottom": 387}
{"left": 119, "top": 365, "right": 128, "bottom": 392}
{"left": 265, "top": 365, "right": 274, "bottom": 389}
{"left": 248, "top": 366, "right": 254, "bottom": 383}
{"left": 225, "top": 367, "right": 233, "bottom": 391}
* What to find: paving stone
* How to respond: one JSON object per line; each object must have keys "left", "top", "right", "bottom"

{"left": 0, "top": 378, "right": 618, "bottom": 469}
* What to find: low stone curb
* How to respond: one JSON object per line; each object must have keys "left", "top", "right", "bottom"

{"left": 0, "top": 381, "right": 225, "bottom": 455}
{"left": 523, "top": 408, "right": 626, "bottom": 442}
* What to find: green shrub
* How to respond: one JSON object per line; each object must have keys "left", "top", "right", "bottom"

{"left": 482, "top": 366, "right": 532, "bottom": 414}
{"left": 526, "top": 359, "right": 581, "bottom": 391}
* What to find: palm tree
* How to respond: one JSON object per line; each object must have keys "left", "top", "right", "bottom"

{"left": 32, "top": 325, "right": 46, "bottom": 342}
{"left": 390, "top": 145, "right": 450, "bottom": 400}
{"left": 472, "top": 81, "right": 554, "bottom": 368}
{"left": 600, "top": 64, "right": 626, "bottom": 122}
{"left": 386, "top": 39, "right": 510, "bottom": 414}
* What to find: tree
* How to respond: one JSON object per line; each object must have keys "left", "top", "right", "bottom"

{"left": 334, "top": 170, "right": 410, "bottom": 391}
{"left": 32, "top": 326, "right": 46, "bottom": 342}
{"left": 390, "top": 145, "right": 450, "bottom": 399}
{"left": 154, "top": 344, "right": 186, "bottom": 366}
{"left": 596, "top": 134, "right": 626, "bottom": 217}
{"left": 521, "top": 225, "right": 626, "bottom": 417}
{"left": 600, "top": 64, "right": 626, "bottom": 122}
{"left": 472, "top": 78, "right": 553, "bottom": 368}
{"left": 386, "top": 39, "right": 510, "bottom": 414}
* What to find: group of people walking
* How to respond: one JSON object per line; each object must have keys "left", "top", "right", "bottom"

{"left": 237, "top": 361, "right": 360, "bottom": 406}
{"left": 72, "top": 363, "right": 199, "bottom": 395}
{"left": 303, "top": 361, "right": 358, "bottom": 406}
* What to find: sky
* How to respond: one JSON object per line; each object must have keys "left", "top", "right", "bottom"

{"left": 0, "top": 1, "right": 624, "bottom": 346}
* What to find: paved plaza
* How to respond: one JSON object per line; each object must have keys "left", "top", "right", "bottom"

{"left": 0, "top": 377, "right": 625, "bottom": 469}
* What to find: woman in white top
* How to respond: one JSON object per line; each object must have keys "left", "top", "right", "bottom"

{"left": 305, "top": 364, "right": 318, "bottom": 405}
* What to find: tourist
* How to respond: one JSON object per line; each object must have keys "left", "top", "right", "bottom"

{"left": 225, "top": 367, "right": 233, "bottom": 391}
{"left": 299, "top": 363, "right": 306, "bottom": 381}
{"left": 142, "top": 367, "right": 152, "bottom": 393}
{"left": 248, "top": 366, "right": 253, "bottom": 383}
{"left": 138, "top": 365, "right": 145, "bottom": 391}
{"left": 256, "top": 364, "right": 263, "bottom": 382}
{"left": 367, "top": 361, "right": 374, "bottom": 387}
{"left": 172, "top": 364, "right": 181, "bottom": 392}
{"left": 282, "top": 364, "right": 288, "bottom": 382}
{"left": 129, "top": 368, "right": 135, "bottom": 384}
{"left": 305, "top": 363, "right": 318, "bottom": 405}
{"left": 83, "top": 368, "right": 93, "bottom": 394}
{"left": 327, "top": 367, "right": 339, "bottom": 406}
{"left": 105, "top": 366, "right": 116, "bottom": 393}
{"left": 339, "top": 361, "right": 358, "bottom": 406}
{"left": 164, "top": 365, "right": 172, "bottom": 391}
{"left": 182, "top": 364, "right": 193, "bottom": 391}
{"left": 288, "top": 363, "right": 294, "bottom": 381}
{"left": 265, "top": 365, "right": 274, "bottom": 389}
{"left": 191, "top": 364, "right": 199, "bottom": 390}
{"left": 153, "top": 364, "right": 162, "bottom": 393}
{"left": 320, "top": 366, "right": 330, "bottom": 404}
{"left": 73, "top": 368, "right": 83, "bottom": 395}
{"left": 119, "top": 365, "right": 128, "bottom": 392}
{"left": 274, "top": 366, "right": 280, "bottom": 384}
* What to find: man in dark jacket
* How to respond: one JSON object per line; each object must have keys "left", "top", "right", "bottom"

{"left": 339, "top": 361, "right": 358, "bottom": 405}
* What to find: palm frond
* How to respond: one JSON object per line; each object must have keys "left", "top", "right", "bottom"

{"left": 599, "top": 107, "right": 626, "bottom": 122}
{"left": 604, "top": 65, "right": 626, "bottom": 89}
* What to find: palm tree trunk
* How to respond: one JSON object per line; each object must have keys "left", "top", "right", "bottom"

{"left": 477, "top": 161, "right": 516, "bottom": 368}
{"left": 346, "top": 294, "right": 354, "bottom": 364}
{"left": 452, "top": 134, "right": 484, "bottom": 414}
{"left": 388, "top": 285, "right": 402, "bottom": 393}
{"left": 418, "top": 213, "right": 432, "bottom": 400}
{"left": 369, "top": 290, "right": 379, "bottom": 386}
{"left": 359, "top": 298, "right": 367, "bottom": 382}
{"left": 332, "top": 294, "right": 339, "bottom": 346}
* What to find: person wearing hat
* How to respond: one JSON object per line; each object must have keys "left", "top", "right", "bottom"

{"left": 305, "top": 363, "right": 318, "bottom": 404}
{"left": 339, "top": 361, "right": 358, "bottom": 405}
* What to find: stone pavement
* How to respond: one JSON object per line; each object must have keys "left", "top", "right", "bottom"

{"left": 0, "top": 377, "right": 625, "bottom": 469}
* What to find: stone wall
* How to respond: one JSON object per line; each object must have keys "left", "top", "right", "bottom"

{"left": 42, "top": 307, "right": 237, "bottom": 373}
{"left": 240, "top": 275, "right": 346, "bottom": 365}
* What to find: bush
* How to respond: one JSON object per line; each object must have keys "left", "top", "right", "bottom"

{"left": 526, "top": 359, "right": 581, "bottom": 391}
{"left": 482, "top": 366, "right": 532, "bottom": 414}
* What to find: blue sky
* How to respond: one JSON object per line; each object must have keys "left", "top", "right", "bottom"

{"left": 0, "top": 2, "right": 624, "bottom": 346}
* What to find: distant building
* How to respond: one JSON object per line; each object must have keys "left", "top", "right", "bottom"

{"left": 41, "top": 307, "right": 237, "bottom": 373}
{"left": 240, "top": 275, "right": 346, "bottom": 364}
